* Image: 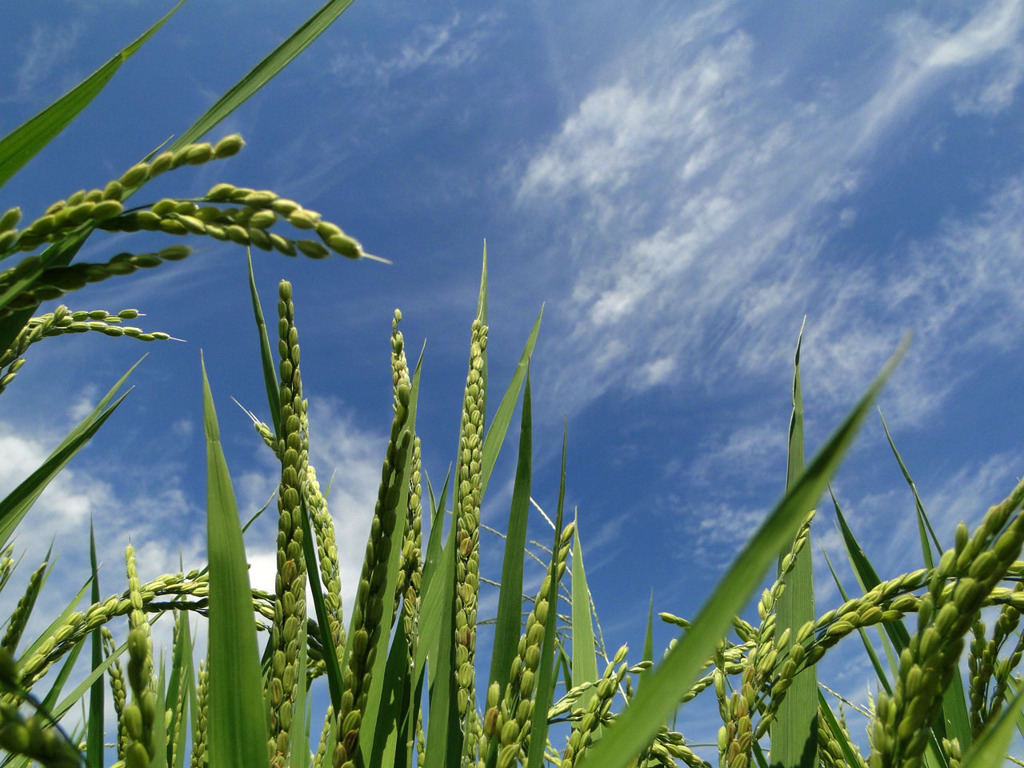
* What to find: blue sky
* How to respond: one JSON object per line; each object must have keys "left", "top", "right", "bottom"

{"left": 2, "top": 0, "right": 1024, "bottom": 758}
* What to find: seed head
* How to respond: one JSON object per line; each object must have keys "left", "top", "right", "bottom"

{"left": 213, "top": 133, "right": 245, "bottom": 158}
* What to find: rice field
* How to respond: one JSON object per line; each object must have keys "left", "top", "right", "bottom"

{"left": 0, "top": 3, "right": 1022, "bottom": 767}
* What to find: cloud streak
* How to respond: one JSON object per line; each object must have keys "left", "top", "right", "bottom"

{"left": 516, "top": 0, "right": 1024, "bottom": 432}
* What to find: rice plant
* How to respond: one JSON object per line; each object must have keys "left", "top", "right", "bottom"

{"left": 0, "top": 3, "right": 1023, "bottom": 768}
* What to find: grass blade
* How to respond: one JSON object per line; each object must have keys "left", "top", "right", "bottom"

{"left": 0, "top": 1, "right": 186, "bottom": 188}
{"left": 0, "top": 358, "right": 141, "bottom": 548}
{"left": 637, "top": 592, "right": 654, "bottom": 696}
{"left": 525, "top": 424, "right": 568, "bottom": 768}
{"left": 366, "top": 613, "right": 412, "bottom": 768}
{"left": 247, "top": 250, "right": 282, "bottom": 439}
{"left": 0, "top": 233, "right": 90, "bottom": 353}
{"left": 576, "top": 337, "right": 907, "bottom": 768}
{"left": 169, "top": 613, "right": 196, "bottom": 768}
{"left": 423, "top": 521, "right": 462, "bottom": 768}
{"left": 772, "top": 319, "right": 818, "bottom": 768}
{"left": 487, "top": 372, "right": 533, "bottom": 696}
{"left": 201, "top": 353, "right": 269, "bottom": 767}
{"left": 480, "top": 307, "right": 543, "bottom": 498}
{"left": 46, "top": 636, "right": 126, "bottom": 723}
{"left": 416, "top": 472, "right": 451, "bottom": 691}
{"left": 85, "top": 522, "right": 103, "bottom": 768}
{"left": 571, "top": 521, "right": 598, "bottom": 713}
{"left": 878, "top": 411, "right": 942, "bottom": 565}
{"left": 172, "top": 0, "right": 358, "bottom": 148}
{"left": 300, "top": 497, "right": 342, "bottom": 713}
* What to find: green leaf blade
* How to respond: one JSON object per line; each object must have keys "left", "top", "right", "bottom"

{"left": 772, "top": 320, "right": 818, "bottom": 768}
{"left": 201, "top": 354, "right": 269, "bottom": 768}
{"left": 0, "top": 1, "right": 186, "bottom": 188}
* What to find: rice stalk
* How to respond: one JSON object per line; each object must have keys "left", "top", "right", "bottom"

{"left": 455, "top": 315, "right": 487, "bottom": 756}
{"left": 121, "top": 544, "right": 158, "bottom": 768}
{"left": 102, "top": 627, "right": 128, "bottom": 762}
{"left": 268, "top": 280, "right": 309, "bottom": 766}
{"left": 489, "top": 520, "right": 574, "bottom": 768}
{"left": 391, "top": 310, "right": 423, "bottom": 657}
{"left": 190, "top": 660, "right": 209, "bottom": 768}
{"left": 331, "top": 363, "right": 413, "bottom": 768}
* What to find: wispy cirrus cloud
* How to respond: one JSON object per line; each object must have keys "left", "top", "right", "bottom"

{"left": 329, "top": 12, "right": 500, "bottom": 86}
{"left": 6, "top": 22, "right": 82, "bottom": 103}
{"left": 516, "top": 0, "right": 1024, "bottom": 433}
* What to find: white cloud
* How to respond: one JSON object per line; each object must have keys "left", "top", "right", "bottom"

{"left": 516, "top": 1, "right": 1024, "bottom": 430}
{"left": 687, "top": 421, "right": 788, "bottom": 487}
{"left": 67, "top": 385, "right": 101, "bottom": 422}
{"left": 856, "top": 0, "right": 1024, "bottom": 148}
{"left": 329, "top": 12, "right": 499, "bottom": 86}
{"left": 10, "top": 23, "right": 82, "bottom": 101}
{"left": 0, "top": 421, "right": 114, "bottom": 535}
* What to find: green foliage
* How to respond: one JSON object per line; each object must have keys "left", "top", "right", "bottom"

{"left": 0, "top": 4, "right": 1023, "bottom": 768}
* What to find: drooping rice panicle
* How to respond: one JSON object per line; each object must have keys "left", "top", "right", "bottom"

{"left": 455, "top": 316, "right": 487, "bottom": 756}
{"left": 0, "top": 307, "right": 163, "bottom": 366}
{"left": 93, "top": 186, "right": 374, "bottom": 261}
{"left": 190, "top": 659, "right": 209, "bottom": 768}
{"left": 268, "top": 279, "right": 309, "bottom": 767}
{"left": 0, "top": 246, "right": 193, "bottom": 317}
{"left": 559, "top": 645, "right": 629, "bottom": 768}
{"left": 122, "top": 544, "right": 158, "bottom": 768}
{"left": 102, "top": 627, "right": 128, "bottom": 762}
{"left": 17, "top": 569, "right": 208, "bottom": 687}
{"left": 332, "top": 367, "right": 413, "bottom": 768}
{"left": 0, "top": 133, "right": 379, "bottom": 325}
{"left": 0, "top": 558, "right": 48, "bottom": 654}
{"left": 0, "top": 307, "right": 171, "bottom": 393}
{"left": 0, "top": 135, "right": 244, "bottom": 259}
{"left": 750, "top": 565, "right": 932, "bottom": 739}
{"left": 0, "top": 208, "right": 21, "bottom": 253}
{"left": 869, "top": 476, "right": 1024, "bottom": 768}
